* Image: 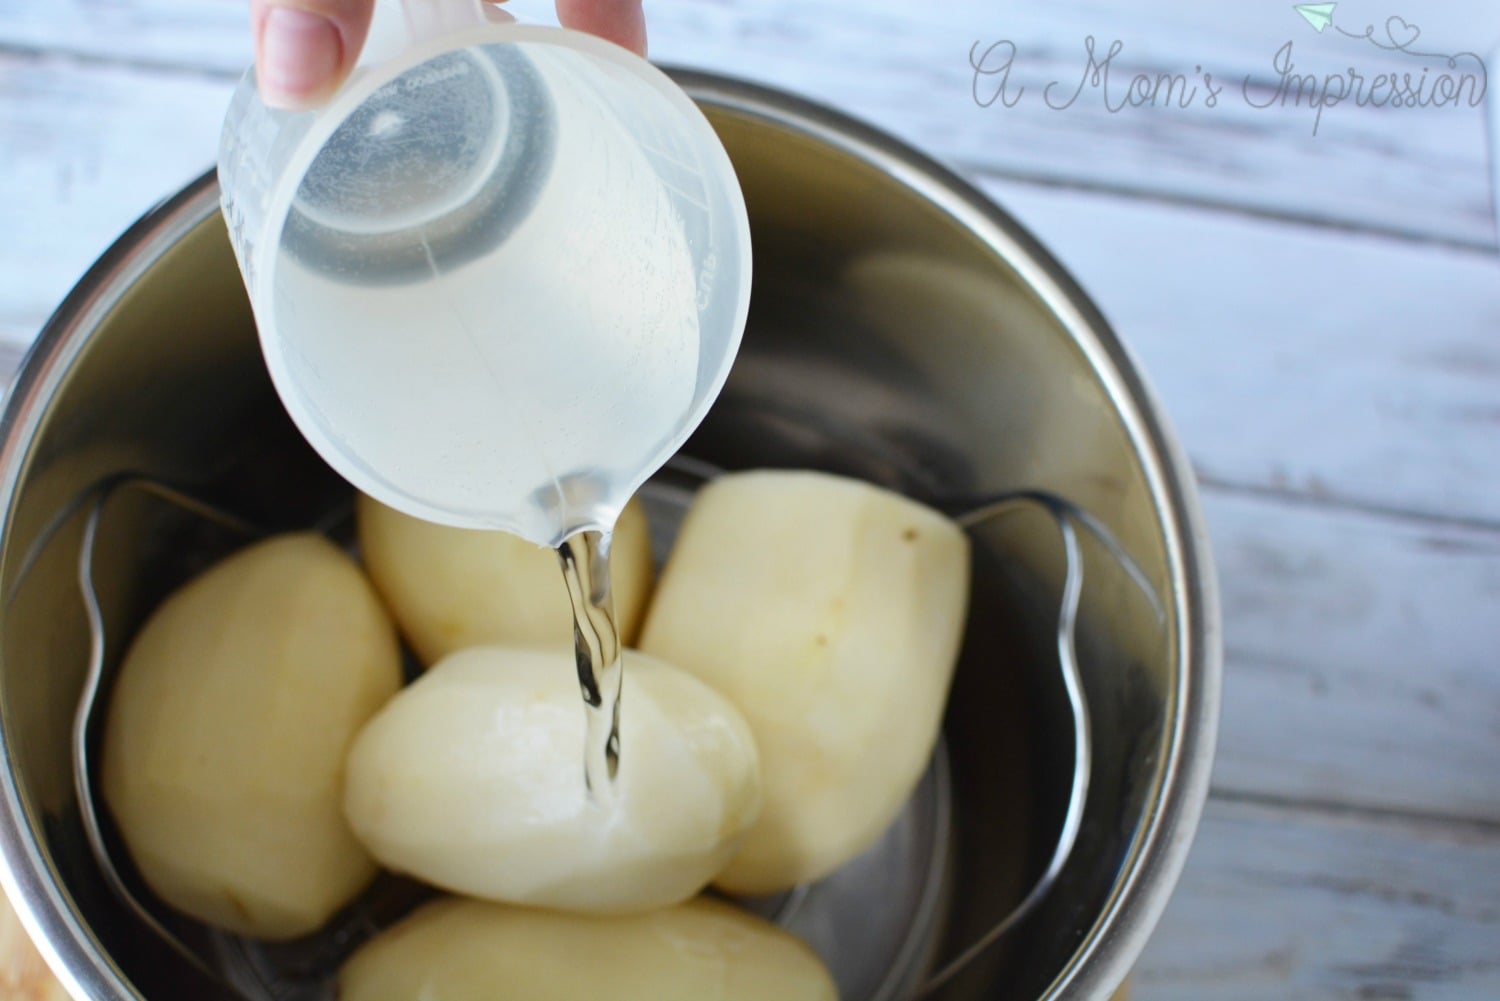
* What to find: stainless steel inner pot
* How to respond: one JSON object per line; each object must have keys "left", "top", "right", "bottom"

{"left": 0, "top": 73, "right": 1219, "bottom": 1000}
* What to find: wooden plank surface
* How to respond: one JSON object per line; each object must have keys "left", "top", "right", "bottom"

{"left": 1203, "top": 489, "right": 1500, "bottom": 824}
{"left": 1135, "top": 797, "right": 1500, "bottom": 1000}
{"left": 1, "top": 0, "right": 1495, "bottom": 248}
{"left": 981, "top": 179, "right": 1500, "bottom": 528}
{"left": 0, "top": 54, "right": 228, "bottom": 339}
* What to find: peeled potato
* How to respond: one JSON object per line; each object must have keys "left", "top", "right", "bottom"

{"left": 357, "top": 493, "right": 654, "bottom": 664}
{"left": 340, "top": 895, "right": 836, "bottom": 1001}
{"left": 640, "top": 469, "right": 970, "bottom": 894}
{"left": 343, "top": 646, "right": 761, "bottom": 913}
{"left": 101, "top": 534, "right": 402, "bottom": 939}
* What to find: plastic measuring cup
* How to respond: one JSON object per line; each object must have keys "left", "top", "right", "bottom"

{"left": 218, "top": 0, "right": 751, "bottom": 546}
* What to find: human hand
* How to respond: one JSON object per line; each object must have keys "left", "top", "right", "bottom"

{"left": 251, "top": 0, "right": 647, "bottom": 109}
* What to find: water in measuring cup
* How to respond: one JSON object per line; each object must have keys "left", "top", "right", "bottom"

{"left": 258, "top": 43, "right": 704, "bottom": 547}
{"left": 256, "top": 43, "right": 708, "bottom": 795}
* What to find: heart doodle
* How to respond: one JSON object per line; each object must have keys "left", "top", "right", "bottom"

{"left": 1385, "top": 15, "right": 1421, "bottom": 50}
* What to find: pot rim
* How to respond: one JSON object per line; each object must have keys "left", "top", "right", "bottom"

{"left": 1, "top": 168, "right": 226, "bottom": 1001}
{"left": 0, "top": 71, "right": 1221, "bottom": 1001}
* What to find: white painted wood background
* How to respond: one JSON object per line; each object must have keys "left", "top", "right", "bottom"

{"left": 3, "top": 0, "right": 1499, "bottom": 997}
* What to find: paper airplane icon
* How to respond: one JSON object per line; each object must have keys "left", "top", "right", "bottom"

{"left": 1294, "top": 3, "right": 1337, "bottom": 32}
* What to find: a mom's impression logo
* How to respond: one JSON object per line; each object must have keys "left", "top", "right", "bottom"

{"left": 970, "top": 4, "right": 1489, "bottom": 135}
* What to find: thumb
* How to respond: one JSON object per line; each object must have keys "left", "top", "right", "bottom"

{"left": 252, "top": 0, "right": 375, "bottom": 109}
{"left": 556, "top": 0, "right": 647, "bottom": 57}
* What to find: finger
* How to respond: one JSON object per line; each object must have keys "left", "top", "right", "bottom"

{"left": 480, "top": 0, "right": 518, "bottom": 24}
{"left": 556, "top": 0, "right": 647, "bottom": 57}
{"left": 251, "top": 0, "right": 375, "bottom": 109}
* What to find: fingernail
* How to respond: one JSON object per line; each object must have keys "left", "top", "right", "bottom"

{"left": 258, "top": 7, "right": 343, "bottom": 109}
